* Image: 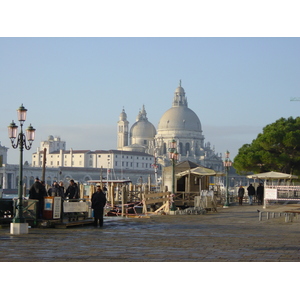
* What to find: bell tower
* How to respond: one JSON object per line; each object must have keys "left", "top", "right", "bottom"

{"left": 117, "top": 108, "right": 129, "bottom": 149}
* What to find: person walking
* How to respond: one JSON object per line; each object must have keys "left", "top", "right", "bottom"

{"left": 91, "top": 185, "right": 107, "bottom": 228}
{"left": 257, "top": 183, "right": 264, "bottom": 205}
{"left": 29, "top": 177, "right": 47, "bottom": 219}
{"left": 238, "top": 185, "right": 245, "bottom": 205}
{"left": 247, "top": 183, "right": 255, "bottom": 205}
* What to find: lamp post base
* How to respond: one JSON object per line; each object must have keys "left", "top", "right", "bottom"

{"left": 223, "top": 205, "right": 229, "bottom": 208}
{"left": 10, "top": 222, "right": 29, "bottom": 235}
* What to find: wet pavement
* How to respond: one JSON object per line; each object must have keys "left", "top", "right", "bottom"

{"left": 1, "top": 204, "right": 300, "bottom": 262}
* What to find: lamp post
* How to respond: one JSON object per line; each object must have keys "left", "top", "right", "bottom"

{"left": 8, "top": 104, "right": 35, "bottom": 234}
{"left": 223, "top": 150, "right": 232, "bottom": 208}
{"left": 168, "top": 139, "right": 178, "bottom": 212}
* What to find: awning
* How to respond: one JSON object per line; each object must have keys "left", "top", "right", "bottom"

{"left": 176, "top": 166, "right": 217, "bottom": 178}
{"left": 246, "top": 171, "right": 298, "bottom": 180}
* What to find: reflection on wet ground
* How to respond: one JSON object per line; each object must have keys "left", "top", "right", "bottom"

{"left": 1, "top": 205, "right": 300, "bottom": 261}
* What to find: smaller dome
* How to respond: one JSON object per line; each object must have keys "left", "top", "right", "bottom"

{"left": 130, "top": 105, "right": 156, "bottom": 139}
{"left": 131, "top": 120, "right": 156, "bottom": 138}
{"left": 175, "top": 86, "right": 185, "bottom": 94}
{"left": 119, "top": 108, "right": 127, "bottom": 121}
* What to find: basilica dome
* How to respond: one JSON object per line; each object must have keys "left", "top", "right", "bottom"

{"left": 157, "top": 106, "right": 201, "bottom": 132}
{"left": 157, "top": 82, "right": 202, "bottom": 133}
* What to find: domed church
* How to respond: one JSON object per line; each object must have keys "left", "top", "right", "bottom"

{"left": 117, "top": 81, "right": 223, "bottom": 171}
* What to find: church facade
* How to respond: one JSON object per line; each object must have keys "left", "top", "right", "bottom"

{"left": 117, "top": 82, "right": 223, "bottom": 172}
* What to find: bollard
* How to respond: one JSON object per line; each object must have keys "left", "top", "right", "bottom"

{"left": 266, "top": 212, "right": 270, "bottom": 220}
{"left": 259, "top": 211, "right": 262, "bottom": 221}
{"left": 285, "top": 213, "right": 293, "bottom": 222}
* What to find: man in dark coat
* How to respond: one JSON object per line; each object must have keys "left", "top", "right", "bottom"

{"left": 257, "top": 183, "right": 264, "bottom": 205}
{"left": 238, "top": 185, "right": 245, "bottom": 205}
{"left": 247, "top": 183, "right": 255, "bottom": 205}
{"left": 29, "top": 177, "right": 47, "bottom": 219}
{"left": 91, "top": 185, "right": 107, "bottom": 228}
{"left": 65, "top": 179, "right": 79, "bottom": 199}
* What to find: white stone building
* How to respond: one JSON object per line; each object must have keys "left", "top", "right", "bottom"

{"left": 118, "top": 81, "right": 223, "bottom": 171}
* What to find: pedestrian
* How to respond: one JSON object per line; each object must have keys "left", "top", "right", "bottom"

{"left": 65, "top": 179, "right": 79, "bottom": 199}
{"left": 58, "top": 181, "right": 65, "bottom": 199}
{"left": 91, "top": 185, "right": 107, "bottom": 228}
{"left": 29, "top": 177, "right": 47, "bottom": 219}
{"left": 238, "top": 185, "right": 245, "bottom": 205}
{"left": 247, "top": 183, "right": 255, "bottom": 205}
{"left": 48, "top": 181, "right": 59, "bottom": 196}
{"left": 257, "top": 183, "right": 264, "bottom": 205}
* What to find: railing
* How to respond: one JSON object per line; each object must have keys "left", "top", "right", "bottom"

{"left": 264, "top": 185, "right": 300, "bottom": 208}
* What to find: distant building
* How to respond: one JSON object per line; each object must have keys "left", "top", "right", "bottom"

{"left": 1, "top": 82, "right": 225, "bottom": 191}
{"left": 118, "top": 81, "right": 223, "bottom": 171}
{"left": 0, "top": 142, "right": 8, "bottom": 168}
{"left": 32, "top": 137, "right": 156, "bottom": 172}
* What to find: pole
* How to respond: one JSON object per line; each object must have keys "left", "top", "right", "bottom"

{"left": 42, "top": 148, "right": 46, "bottom": 182}
{"left": 15, "top": 125, "right": 25, "bottom": 223}
{"left": 170, "top": 157, "right": 176, "bottom": 211}
{"left": 223, "top": 150, "right": 231, "bottom": 208}
{"left": 226, "top": 166, "right": 229, "bottom": 206}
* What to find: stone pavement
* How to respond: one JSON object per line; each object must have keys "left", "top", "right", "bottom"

{"left": 1, "top": 203, "right": 300, "bottom": 262}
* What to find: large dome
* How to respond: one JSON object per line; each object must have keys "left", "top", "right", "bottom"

{"left": 157, "top": 106, "right": 202, "bottom": 132}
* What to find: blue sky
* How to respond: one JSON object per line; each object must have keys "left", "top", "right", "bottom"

{"left": 1, "top": 37, "right": 299, "bottom": 164}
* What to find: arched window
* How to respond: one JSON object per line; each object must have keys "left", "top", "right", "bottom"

{"left": 179, "top": 142, "right": 183, "bottom": 155}
{"left": 163, "top": 143, "right": 167, "bottom": 154}
{"left": 185, "top": 143, "right": 190, "bottom": 155}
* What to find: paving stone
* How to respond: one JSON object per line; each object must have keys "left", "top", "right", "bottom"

{"left": 1, "top": 204, "right": 300, "bottom": 261}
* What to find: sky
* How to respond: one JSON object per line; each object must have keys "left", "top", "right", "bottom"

{"left": 1, "top": 37, "right": 299, "bottom": 164}
{"left": 0, "top": 2, "right": 299, "bottom": 167}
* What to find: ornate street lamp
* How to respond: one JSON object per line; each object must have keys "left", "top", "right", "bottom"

{"left": 8, "top": 104, "right": 35, "bottom": 234}
{"left": 168, "top": 139, "right": 179, "bottom": 212}
{"left": 223, "top": 150, "right": 232, "bottom": 208}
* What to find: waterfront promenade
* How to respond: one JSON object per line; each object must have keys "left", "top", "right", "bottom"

{"left": 1, "top": 204, "right": 300, "bottom": 262}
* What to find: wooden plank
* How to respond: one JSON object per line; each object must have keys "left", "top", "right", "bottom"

{"left": 144, "top": 198, "right": 169, "bottom": 205}
{"left": 154, "top": 202, "right": 168, "bottom": 213}
{"left": 144, "top": 192, "right": 170, "bottom": 199}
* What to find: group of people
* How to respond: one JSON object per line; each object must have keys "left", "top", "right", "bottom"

{"left": 237, "top": 183, "right": 264, "bottom": 205}
{"left": 28, "top": 178, "right": 107, "bottom": 227}
{"left": 28, "top": 178, "right": 81, "bottom": 219}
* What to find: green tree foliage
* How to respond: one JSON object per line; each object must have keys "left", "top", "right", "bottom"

{"left": 233, "top": 117, "right": 300, "bottom": 175}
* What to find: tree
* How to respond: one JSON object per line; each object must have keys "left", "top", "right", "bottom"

{"left": 233, "top": 117, "right": 300, "bottom": 175}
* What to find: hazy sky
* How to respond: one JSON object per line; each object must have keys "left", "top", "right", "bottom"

{"left": 1, "top": 37, "right": 299, "bottom": 164}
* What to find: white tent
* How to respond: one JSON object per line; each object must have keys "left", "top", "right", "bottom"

{"left": 246, "top": 171, "right": 298, "bottom": 180}
{"left": 176, "top": 166, "right": 217, "bottom": 178}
